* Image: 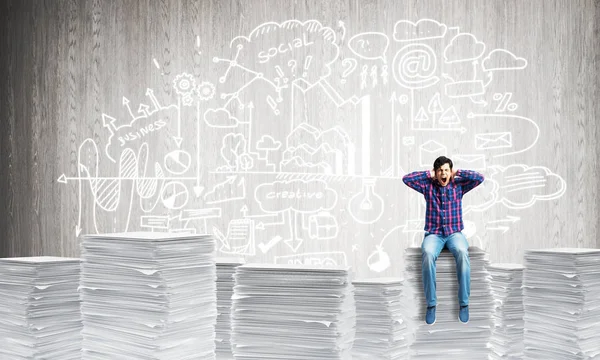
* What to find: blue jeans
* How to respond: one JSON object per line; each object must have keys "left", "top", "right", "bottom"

{"left": 421, "top": 231, "right": 470, "bottom": 307}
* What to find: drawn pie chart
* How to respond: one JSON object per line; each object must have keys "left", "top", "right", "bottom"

{"left": 164, "top": 150, "right": 192, "bottom": 175}
{"left": 160, "top": 181, "right": 189, "bottom": 209}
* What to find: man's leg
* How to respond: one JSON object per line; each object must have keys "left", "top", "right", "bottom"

{"left": 445, "top": 232, "right": 471, "bottom": 306}
{"left": 421, "top": 233, "right": 445, "bottom": 307}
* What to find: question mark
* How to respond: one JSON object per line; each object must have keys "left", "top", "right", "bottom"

{"left": 357, "top": 39, "right": 365, "bottom": 49}
{"left": 341, "top": 58, "right": 358, "bottom": 84}
{"left": 288, "top": 59, "right": 297, "bottom": 77}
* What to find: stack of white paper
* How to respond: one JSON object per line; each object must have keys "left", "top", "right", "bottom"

{"left": 523, "top": 248, "right": 600, "bottom": 360}
{"left": 230, "top": 263, "right": 356, "bottom": 359}
{"left": 403, "top": 247, "right": 493, "bottom": 359}
{"left": 0, "top": 256, "right": 82, "bottom": 360}
{"left": 488, "top": 263, "right": 525, "bottom": 360}
{"left": 215, "top": 257, "right": 245, "bottom": 359}
{"left": 352, "top": 277, "right": 409, "bottom": 360}
{"left": 80, "top": 232, "right": 216, "bottom": 360}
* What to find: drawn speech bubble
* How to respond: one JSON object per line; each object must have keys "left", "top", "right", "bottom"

{"left": 348, "top": 32, "right": 389, "bottom": 63}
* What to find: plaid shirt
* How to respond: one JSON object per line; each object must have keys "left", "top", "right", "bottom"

{"left": 402, "top": 170, "right": 485, "bottom": 236}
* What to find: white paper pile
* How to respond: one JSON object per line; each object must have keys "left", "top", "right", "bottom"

{"left": 230, "top": 263, "right": 356, "bottom": 359}
{"left": 523, "top": 248, "right": 600, "bottom": 360}
{"left": 403, "top": 246, "right": 493, "bottom": 359}
{"left": 80, "top": 232, "right": 217, "bottom": 360}
{"left": 215, "top": 257, "right": 245, "bottom": 359}
{"left": 488, "top": 263, "right": 525, "bottom": 360}
{"left": 0, "top": 256, "right": 82, "bottom": 360}
{"left": 352, "top": 277, "right": 409, "bottom": 360}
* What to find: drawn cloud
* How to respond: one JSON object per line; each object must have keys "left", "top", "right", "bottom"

{"left": 102, "top": 102, "right": 177, "bottom": 163}
{"left": 393, "top": 19, "right": 447, "bottom": 42}
{"left": 443, "top": 33, "right": 486, "bottom": 63}
{"left": 228, "top": 20, "right": 339, "bottom": 85}
{"left": 490, "top": 164, "right": 567, "bottom": 209}
{"left": 203, "top": 108, "right": 241, "bottom": 128}
{"left": 482, "top": 49, "right": 528, "bottom": 71}
{"left": 256, "top": 135, "right": 282, "bottom": 151}
{"left": 254, "top": 179, "right": 337, "bottom": 214}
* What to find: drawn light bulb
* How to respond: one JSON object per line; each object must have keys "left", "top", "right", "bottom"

{"left": 348, "top": 177, "right": 384, "bottom": 224}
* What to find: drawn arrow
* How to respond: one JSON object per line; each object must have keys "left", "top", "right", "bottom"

{"left": 102, "top": 114, "right": 117, "bottom": 132}
{"left": 173, "top": 96, "right": 183, "bottom": 147}
{"left": 283, "top": 209, "right": 303, "bottom": 252}
{"left": 123, "top": 96, "right": 134, "bottom": 119}
{"left": 484, "top": 71, "right": 494, "bottom": 88}
{"left": 194, "top": 101, "right": 202, "bottom": 196}
{"left": 75, "top": 163, "right": 90, "bottom": 237}
{"left": 55, "top": 176, "right": 203, "bottom": 181}
{"left": 487, "top": 225, "right": 510, "bottom": 234}
{"left": 442, "top": 73, "right": 455, "bottom": 82}
{"left": 225, "top": 175, "right": 237, "bottom": 185}
{"left": 389, "top": 91, "right": 397, "bottom": 176}
{"left": 193, "top": 186, "right": 204, "bottom": 198}
{"left": 173, "top": 137, "right": 183, "bottom": 148}
{"left": 76, "top": 168, "right": 83, "bottom": 237}
{"left": 256, "top": 218, "right": 287, "bottom": 230}
{"left": 244, "top": 213, "right": 283, "bottom": 230}
{"left": 240, "top": 205, "right": 248, "bottom": 217}
{"left": 487, "top": 215, "right": 520, "bottom": 224}
{"left": 415, "top": 126, "right": 468, "bottom": 134}
{"left": 138, "top": 104, "right": 151, "bottom": 116}
{"left": 246, "top": 102, "right": 254, "bottom": 153}
{"left": 284, "top": 237, "right": 303, "bottom": 253}
{"left": 146, "top": 88, "right": 160, "bottom": 112}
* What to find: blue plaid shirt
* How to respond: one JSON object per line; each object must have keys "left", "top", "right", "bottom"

{"left": 402, "top": 170, "right": 485, "bottom": 236}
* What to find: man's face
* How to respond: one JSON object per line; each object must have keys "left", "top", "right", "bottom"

{"left": 435, "top": 163, "right": 452, "bottom": 187}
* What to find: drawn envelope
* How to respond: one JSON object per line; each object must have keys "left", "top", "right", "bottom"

{"left": 453, "top": 154, "right": 486, "bottom": 170}
{"left": 419, "top": 140, "right": 447, "bottom": 167}
{"left": 475, "top": 132, "right": 512, "bottom": 150}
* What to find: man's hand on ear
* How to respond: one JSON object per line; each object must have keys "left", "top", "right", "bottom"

{"left": 451, "top": 168, "right": 458, "bottom": 180}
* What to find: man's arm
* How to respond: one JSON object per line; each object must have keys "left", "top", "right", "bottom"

{"left": 402, "top": 170, "right": 432, "bottom": 194}
{"left": 453, "top": 169, "right": 484, "bottom": 194}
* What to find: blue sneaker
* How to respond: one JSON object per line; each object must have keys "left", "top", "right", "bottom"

{"left": 459, "top": 305, "right": 469, "bottom": 324}
{"left": 426, "top": 306, "right": 436, "bottom": 325}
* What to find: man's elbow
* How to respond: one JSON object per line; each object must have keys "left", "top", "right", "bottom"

{"left": 475, "top": 171, "right": 485, "bottom": 183}
{"left": 402, "top": 176, "right": 410, "bottom": 186}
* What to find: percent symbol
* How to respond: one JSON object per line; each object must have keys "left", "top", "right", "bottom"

{"left": 493, "top": 93, "right": 518, "bottom": 113}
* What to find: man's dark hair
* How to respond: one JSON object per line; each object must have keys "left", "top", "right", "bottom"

{"left": 433, "top": 156, "right": 453, "bottom": 170}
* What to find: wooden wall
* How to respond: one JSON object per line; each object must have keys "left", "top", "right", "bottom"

{"left": 1, "top": 0, "right": 599, "bottom": 279}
